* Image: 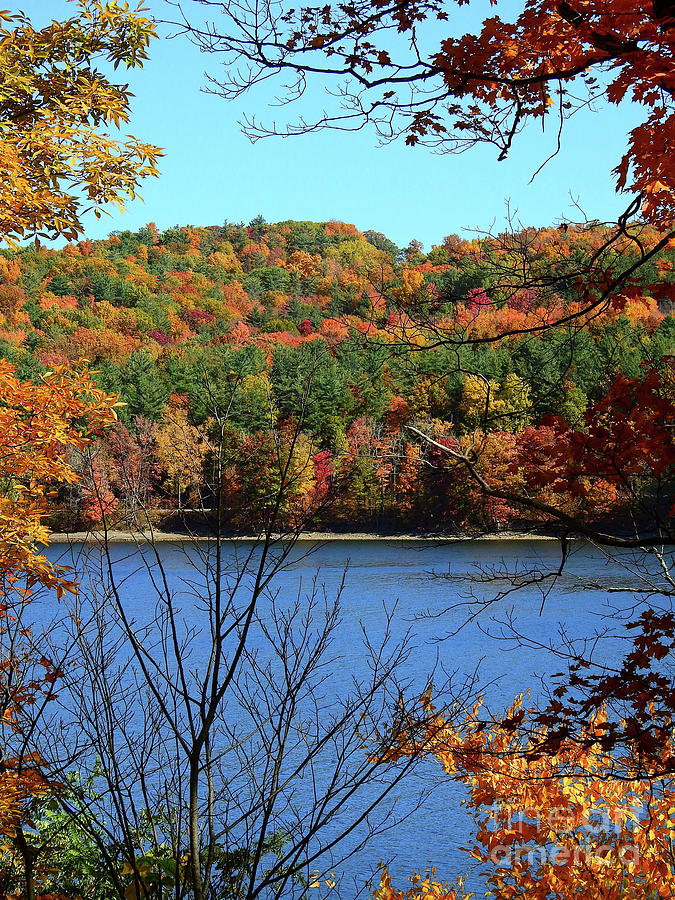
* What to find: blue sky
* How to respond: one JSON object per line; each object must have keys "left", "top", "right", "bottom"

{"left": 24, "top": 0, "right": 642, "bottom": 250}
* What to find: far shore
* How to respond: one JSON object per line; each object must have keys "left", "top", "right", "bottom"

{"left": 49, "top": 530, "right": 562, "bottom": 544}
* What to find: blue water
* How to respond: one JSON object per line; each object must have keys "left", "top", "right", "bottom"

{"left": 37, "top": 537, "right": 651, "bottom": 897}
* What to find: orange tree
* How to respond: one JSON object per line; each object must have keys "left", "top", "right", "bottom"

{"left": 0, "top": 2, "right": 158, "bottom": 895}
{"left": 374, "top": 689, "right": 675, "bottom": 900}
{"left": 0, "top": 360, "right": 119, "bottom": 591}
{"left": 0, "top": 362, "right": 118, "bottom": 900}
{"left": 0, "top": 0, "right": 161, "bottom": 244}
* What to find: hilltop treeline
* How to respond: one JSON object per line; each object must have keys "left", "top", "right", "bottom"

{"left": 2, "top": 217, "right": 674, "bottom": 533}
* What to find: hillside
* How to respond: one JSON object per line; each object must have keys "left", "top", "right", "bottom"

{"left": 2, "top": 217, "right": 674, "bottom": 533}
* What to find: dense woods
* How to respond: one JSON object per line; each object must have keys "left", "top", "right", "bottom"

{"left": 2, "top": 217, "right": 674, "bottom": 534}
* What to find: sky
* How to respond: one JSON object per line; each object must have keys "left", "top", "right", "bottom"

{"left": 22, "top": 0, "right": 643, "bottom": 250}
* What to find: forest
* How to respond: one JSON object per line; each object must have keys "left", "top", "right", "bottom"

{"left": 1, "top": 216, "right": 674, "bottom": 534}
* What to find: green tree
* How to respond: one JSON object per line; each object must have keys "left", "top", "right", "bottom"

{"left": 554, "top": 379, "right": 588, "bottom": 429}
{"left": 271, "top": 342, "right": 352, "bottom": 434}
{"left": 119, "top": 351, "right": 169, "bottom": 421}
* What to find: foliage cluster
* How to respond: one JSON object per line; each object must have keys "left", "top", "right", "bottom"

{"left": 2, "top": 217, "right": 673, "bottom": 533}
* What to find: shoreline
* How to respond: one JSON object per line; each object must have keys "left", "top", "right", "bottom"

{"left": 49, "top": 530, "right": 562, "bottom": 544}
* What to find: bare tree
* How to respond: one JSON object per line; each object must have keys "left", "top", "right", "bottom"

{"left": 7, "top": 372, "right": 478, "bottom": 900}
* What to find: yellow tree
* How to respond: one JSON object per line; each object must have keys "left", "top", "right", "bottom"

{"left": 458, "top": 375, "right": 499, "bottom": 433}
{"left": 0, "top": 0, "right": 162, "bottom": 244}
{"left": 156, "top": 395, "right": 211, "bottom": 509}
{"left": 459, "top": 374, "right": 531, "bottom": 434}
{"left": 493, "top": 373, "right": 532, "bottom": 433}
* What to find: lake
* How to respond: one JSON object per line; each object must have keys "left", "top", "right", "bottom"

{"left": 40, "top": 536, "right": 653, "bottom": 897}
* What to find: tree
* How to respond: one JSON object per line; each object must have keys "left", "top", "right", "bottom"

{"left": 80, "top": 451, "right": 119, "bottom": 526}
{"left": 0, "top": 360, "right": 119, "bottom": 591}
{"left": 0, "top": 0, "right": 162, "bottom": 872}
{"left": 1, "top": 1, "right": 161, "bottom": 244}
{"left": 107, "top": 416, "right": 161, "bottom": 527}
{"left": 271, "top": 342, "right": 352, "bottom": 435}
{"left": 118, "top": 351, "right": 169, "bottom": 421}
{"left": 0, "top": 361, "right": 118, "bottom": 900}
{"left": 18, "top": 375, "right": 440, "bottom": 900}
{"left": 376, "top": 689, "right": 675, "bottom": 900}
{"left": 181, "top": 0, "right": 674, "bottom": 224}
{"left": 156, "top": 394, "right": 210, "bottom": 509}
{"left": 458, "top": 374, "right": 531, "bottom": 434}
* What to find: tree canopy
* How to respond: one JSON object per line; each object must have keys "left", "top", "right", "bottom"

{"left": 0, "top": 0, "right": 162, "bottom": 244}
